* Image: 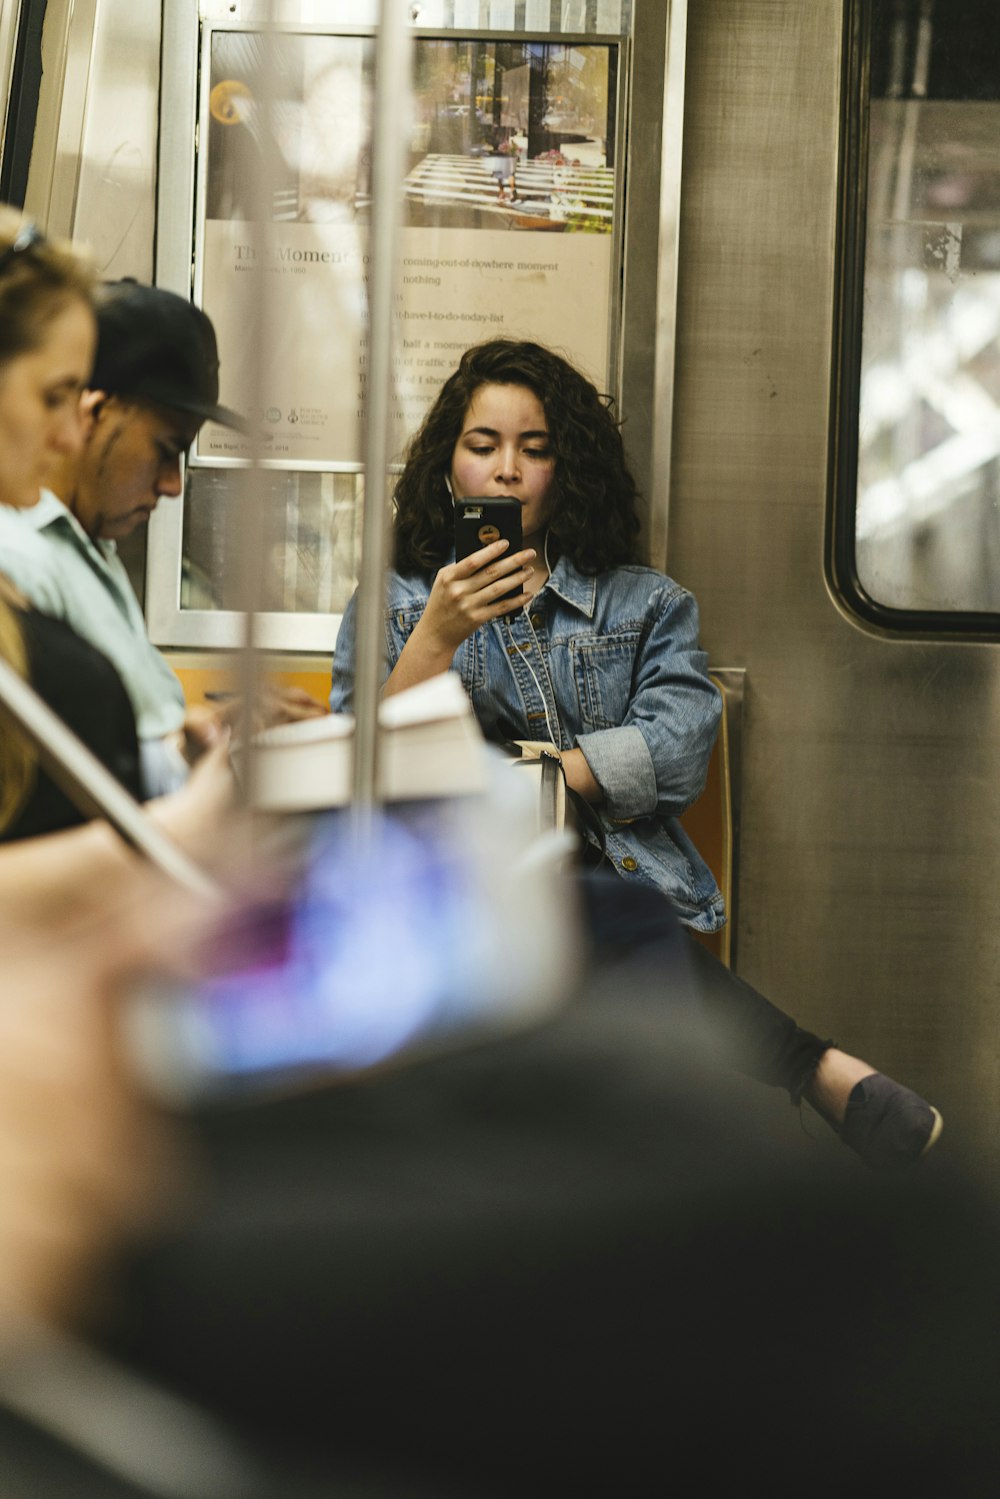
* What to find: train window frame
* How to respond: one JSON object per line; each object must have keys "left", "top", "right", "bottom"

{"left": 146, "top": 0, "right": 674, "bottom": 654}
{"left": 830, "top": 0, "right": 1000, "bottom": 639}
{"left": 0, "top": 0, "right": 44, "bottom": 208}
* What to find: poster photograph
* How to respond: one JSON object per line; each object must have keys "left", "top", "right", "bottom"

{"left": 195, "top": 30, "right": 618, "bottom": 468}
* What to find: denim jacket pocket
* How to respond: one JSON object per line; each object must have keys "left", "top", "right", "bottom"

{"left": 571, "top": 632, "right": 640, "bottom": 731}
{"left": 386, "top": 603, "right": 426, "bottom": 663}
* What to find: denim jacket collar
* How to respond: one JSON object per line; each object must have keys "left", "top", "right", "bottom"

{"left": 539, "top": 557, "right": 597, "bottom": 619}
{"left": 443, "top": 548, "right": 597, "bottom": 619}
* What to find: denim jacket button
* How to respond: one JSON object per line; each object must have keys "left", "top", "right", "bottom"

{"left": 530, "top": 612, "right": 543, "bottom": 628}
{"left": 621, "top": 856, "right": 638, "bottom": 872}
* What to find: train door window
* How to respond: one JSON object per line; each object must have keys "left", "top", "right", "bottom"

{"left": 835, "top": 0, "right": 1000, "bottom": 633}
{"left": 147, "top": 0, "right": 658, "bottom": 653}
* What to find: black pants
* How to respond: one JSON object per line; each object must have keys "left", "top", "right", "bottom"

{"left": 577, "top": 871, "right": 831, "bottom": 1103}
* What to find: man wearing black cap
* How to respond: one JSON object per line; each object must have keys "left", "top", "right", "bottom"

{"left": 0, "top": 279, "right": 320, "bottom": 794}
{"left": 69, "top": 279, "right": 242, "bottom": 542}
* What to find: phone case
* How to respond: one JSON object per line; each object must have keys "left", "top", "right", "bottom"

{"left": 454, "top": 496, "right": 523, "bottom": 558}
{"left": 454, "top": 498, "right": 523, "bottom": 600}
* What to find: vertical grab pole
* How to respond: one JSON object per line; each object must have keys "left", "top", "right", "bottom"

{"left": 233, "top": 2, "right": 287, "bottom": 818}
{"left": 648, "top": 0, "right": 688, "bottom": 572}
{"left": 351, "top": 0, "right": 413, "bottom": 811}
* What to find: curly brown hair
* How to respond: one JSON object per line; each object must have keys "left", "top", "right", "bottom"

{"left": 392, "top": 340, "right": 641, "bottom": 575}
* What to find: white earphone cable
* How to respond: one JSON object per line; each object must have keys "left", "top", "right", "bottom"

{"left": 502, "top": 529, "right": 560, "bottom": 748}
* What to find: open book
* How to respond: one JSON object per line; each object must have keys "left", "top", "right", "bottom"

{"left": 247, "top": 673, "right": 490, "bottom": 812}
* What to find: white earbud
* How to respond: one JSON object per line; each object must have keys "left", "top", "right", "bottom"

{"left": 444, "top": 473, "right": 454, "bottom": 502}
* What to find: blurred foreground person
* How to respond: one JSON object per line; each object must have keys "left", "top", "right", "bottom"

{"left": 0, "top": 793, "right": 995, "bottom": 1494}
{"left": 0, "top": 207, "right": 110, "bottom": 839}
{"left": 0, "top": 877, "right": 291, "bottom": 1499}
{"left": 0, "top": 898, "right": 180, "bottom": 1341}
{"left": 111, "top": 883, "right": 1000, "bottom": 1498}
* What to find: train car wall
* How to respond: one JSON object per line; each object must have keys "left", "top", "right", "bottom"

{"left": 668, "top": 0, "right": 1000, "bottom": 1173}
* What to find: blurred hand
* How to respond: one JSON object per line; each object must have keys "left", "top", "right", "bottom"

{"left": 184, "top": 688, "right": 327, "bottom": 761}
{"left": 256, "top": 685, "right": 328, "bottom": 726}
{"left": 182, "top": 703, "right": 229, "bottom": 760}
{"left": 149, "top": 738, "right": 237, "bottom": 867}
{"left": 0, "top": 884, "right": 202, "bottom": 1343}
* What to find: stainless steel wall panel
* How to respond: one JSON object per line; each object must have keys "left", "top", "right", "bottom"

{"left": 72, "top": 0, "right": 159, "bottom": 277}
{"left": 23, "top": 0, "right": 158, "bottom": 277}
{"left": 669, "top": 0, "right": 1000, "bottom": 1169}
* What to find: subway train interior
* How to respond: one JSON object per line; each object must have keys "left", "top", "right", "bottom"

{"left": 4, "top": 0, "right": 999, "bottom": 1166}
{"left": 8, "top": 0, "right": 1000, "bottom": 1487}
{"left": 4, "top": 0, "right": 1000, "bottom": 1233}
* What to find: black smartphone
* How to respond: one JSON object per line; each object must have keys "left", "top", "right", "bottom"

{"left": 454, "top": 497, "right": 523, "bottom": 601}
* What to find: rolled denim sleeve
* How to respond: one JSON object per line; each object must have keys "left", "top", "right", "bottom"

{"left": 329, "top": 574, "right": 426, "bottom": 713}
{"left": 329, "top": 588, "right": 361, "bottom": 713}
{"left": 574, "top": 584, "right": 721, "bottom": 822}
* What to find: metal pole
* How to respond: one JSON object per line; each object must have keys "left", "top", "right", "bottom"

{"left": 648, "top": 0, "right": 689, "bottom": 572}
{"left": 351, "top": 0, "right": 413, "bottom": 809}
{"left": 232, "top": 7, "right": 283, "bottom": 818}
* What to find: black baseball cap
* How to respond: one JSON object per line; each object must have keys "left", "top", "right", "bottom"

{"left": 91, "top": 279, "right": 245, "bottom": 431}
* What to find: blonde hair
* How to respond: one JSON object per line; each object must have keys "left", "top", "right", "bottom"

{"left": 0, "top": 584, "right": 34, "bottom": 832}
{"left": 0, "top": 206, "right": 92, "bottom": 828}
{"left": 0, "top": 205, "right": 95, "bottom": 367}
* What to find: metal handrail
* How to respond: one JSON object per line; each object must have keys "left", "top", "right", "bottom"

{"left": 352, "top": 0, "right": 413, "bottom": 809}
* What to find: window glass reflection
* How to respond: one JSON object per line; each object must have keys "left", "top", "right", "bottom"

{"left": 182, "top": 21, "right": 619, "bottom": 621}
{"left": 858, "top": 0, "right": 1000, "bottom": 612}
{"left": 182, "top": 469, "right": 363, "bottom": 615}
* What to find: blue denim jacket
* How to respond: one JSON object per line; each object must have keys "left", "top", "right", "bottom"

{"left": 330, "top": 557, "right": 725, "bottom": 931}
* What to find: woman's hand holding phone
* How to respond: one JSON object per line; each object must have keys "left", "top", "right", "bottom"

{"left": 428, "top": 538, "right": 536, "bottom": 645}
{"left": 383, "top": 539, "right": 536, "bottom": 699}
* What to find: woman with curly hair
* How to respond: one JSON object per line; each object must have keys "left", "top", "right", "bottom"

{"left": 331, "top": 338, "right": 943, "bottom": 1171}
{"left": 333, "top": 338, "right": 724, "bottom": 928}
{"left": 392, "top": 338, "right": 641, "bottom": 579}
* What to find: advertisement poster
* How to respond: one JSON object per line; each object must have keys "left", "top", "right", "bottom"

{"left": 196, "top": 32, "right": 618, "bottom": 468}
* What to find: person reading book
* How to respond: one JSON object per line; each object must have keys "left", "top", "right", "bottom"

{"left": 329, "top": 338, "right": 942, "bottom": 1171}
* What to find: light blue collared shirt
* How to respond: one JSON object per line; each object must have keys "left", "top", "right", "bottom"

{"left": 0, "top": 491, "right": 188, "bottom": 794}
